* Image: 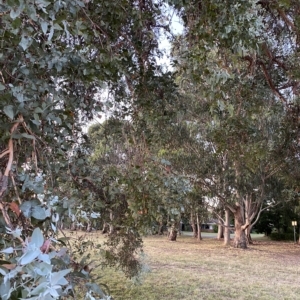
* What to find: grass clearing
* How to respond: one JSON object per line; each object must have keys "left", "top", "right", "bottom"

{"left": 71, "top": 232, "right": 300, "bottom": 299}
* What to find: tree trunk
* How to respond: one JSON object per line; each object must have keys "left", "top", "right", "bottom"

{"left": 158, "top": 222, "right": 164, "bottom": 235}
{"left": 233, "top": 205, "right": 248, "bottom": 249}
{"left": 246, "top": 225, "right": 253, "bottom": 244}
{"left": 191, "top": 223, "right": 197, "bottom": 238}
{"left": 169, "top": 226, "right": 177, "bottom": 241}
{"left": 109, "top": 210, "right": 114, "bottom": 234}
{"left": 217, "top": 217, "right": 224, "bottom": 240}
{"left": 109, "top": 224, "right": 114, "bottom": 234}
{"left": 86, "top": 221, "right": 92, "bottom": 232}
{"left": 102, "top": 222, "right": 109, "bottom": 234}
{"left": 224, "top": 208, "right": 230, "bottom": 246}
{"left": 196, "top": 214, "right": 202, "bottom": 240}
{"left": 244, "top": 195, "right": 253, "bottom": 244}
{"left": 190, "top": 212, "right": 197, "bottom": 238}
{"left": 70, "top": 221, "right": 76, "bottom": 231}
{"left": 178, "top": 221, "right": 182, "bottom": 236}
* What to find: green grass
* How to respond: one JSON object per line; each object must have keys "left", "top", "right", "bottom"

{"left": 73, "top": 232, "right": 300, "bottom": 300}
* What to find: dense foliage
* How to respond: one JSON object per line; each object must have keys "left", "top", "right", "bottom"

{"left": 0, "top": 0, "right": 175, "bottom": 298}
{"left": 0, "top": 0, "right": 300, "bottom": 298}
{"left": 165, "top": 0, "right": 300, "bottom": 247}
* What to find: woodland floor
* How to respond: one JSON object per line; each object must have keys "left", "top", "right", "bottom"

{"left": 70, "top": 232, "right": 300, "bottom": 300}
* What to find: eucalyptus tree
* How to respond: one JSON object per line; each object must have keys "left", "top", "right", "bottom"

{"left": 169, "top": 0, "right": 300, "bottom": 248}
{"left": 173, "top": 45, "right": 293, "bottom": 248}
{"left": 0, "top": 0, "right": 177, "bottom": 298}
{"left": 184, "top": 187, "right": 209, "bottom": 240}
{"left": 88, "top": 118, "right": 191, "bottom": 243}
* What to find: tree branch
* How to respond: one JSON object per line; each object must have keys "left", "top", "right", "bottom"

{"left": 10, "top": 171, "right": 22, "bottom": 205}
{"left": 226, "top": 203, "right": 237, "bottom": 214}
{"left": 258, "top": 60, "right": 288, "bottom": 104}
{"left": 241, "top": 222, "right": 250, "bottom": 230}
{"left": 0, "top": 202, "right": 12, "bottom": 228}
{"left": 277, "top": 8, "right": 297, "bottom": 32}
{"left": 0, "top": 118, "right": 23, "bottom": 228}
{"left": 0, "top": 149, "right": 9, "bottom": 159}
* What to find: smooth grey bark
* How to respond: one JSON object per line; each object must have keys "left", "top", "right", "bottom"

{"left": 217, "top": 217, "right": 224, "bottom": 240}
{"left": 196, "top": 214, "right": 202, "bottom": 240}
{"left": 224, "top": 208, "right": 231, "bottom": 246}
{"left": 190, "top": 211, "right": 197, "bottom": 238}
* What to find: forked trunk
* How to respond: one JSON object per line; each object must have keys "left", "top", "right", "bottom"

{"left": 224, "top": 209, "right": 230, "bottom": 246}
{"left": 233, "top": 205, "right": 247, "bottom": 249}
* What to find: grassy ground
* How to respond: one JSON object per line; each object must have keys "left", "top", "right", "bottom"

{"left": 75, "top": 232, "right": 300, "bottom": 300}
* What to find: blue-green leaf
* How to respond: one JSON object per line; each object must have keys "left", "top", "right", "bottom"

{"left": 19, "top": 249, "right": 40, "bottom": 265}
{"left": 41, "top": 21, "right": 48, "bottom": 35}
{"left": 51, "top": 269, "right": 72, "bottom": 285}
{"left": 20, "top": 201, "right": 33, "bottom": 218}
{"left": 10, "top": 8, "right": 22, "bottom": 19}
{"left": 3, "top": 105, "right": 15, "bottom": 120}
{"left": 21, "top": 133, "right": 36, "bottom": 140}
{"left": 19, "top": 36, "right": 32, "bottom": 51}
{"left": 0, "top": 247, "right": 14, "bottom": 254}
{"left": 32, "top": 206, "right": 47, "bottom": 220}
{"left": 31, "top": 228, "right": 44, "bottom": 248}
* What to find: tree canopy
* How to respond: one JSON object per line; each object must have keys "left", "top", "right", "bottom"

{"left": 0, "top": 0, "right": 176, "bottom": 298}
{"left": 0, "top": 0, "right": 300, "bottom": 298}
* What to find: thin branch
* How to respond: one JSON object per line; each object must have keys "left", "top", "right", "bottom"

{"left": 10, "top": 171, "right": 22, "bottom": 205}
{"left": 58, "top": 227, "right": 73, "bottom": 256}
{"left": 199, "top": 178, "right": 237, "bottom": 213}
{"left": 32, "top": 140, "right": 38, "bottom": 174}
{"left": 0, "top": 71, "right": 5, "bottom": 84}
{"left": 264, "top": 163, "right": 284, "bottom": 180}
{"left": 250, "top": 203, "right": 263, "bottom": 228}
{"left": 3, "top": 120, "right": 21, "bottom": 179}
{"left": 4, "top": 138, "right": 14, "bottom": 177}
{"left": 225, "top": 203, "right": 237, "bottom": 214}
{"left": 258, "top": 60, "right": 288, "bottom": 104}
{"left": 211, "top": 210, "right": 235, "bottom": 228}
{"left": 277, "top": 8, "right": 297, "bottom": 32}
{"left": 272, "top": 57, "right": 287, "bottom": 71}
{"left": 0, "top": 149, "right": 9, "bottom": 159}
{"left": 22, "top": 121, "right": 47, "bottom": 146}
{"left": 250, "top": 201, "right": 281, "bottom": 229}
{"left": 0, "top": 202, "right": 12, "bottom": 228}
{"left": 0, "top": 117, "right": 23, "bottom": 228}
{"left": 212, "top": 211, "right": 225, "bottom": 224}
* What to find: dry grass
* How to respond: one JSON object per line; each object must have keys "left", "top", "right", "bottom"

{"left": 75, "top": 232, "right": 300, "bottom": 300}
